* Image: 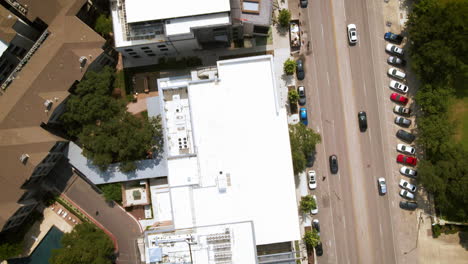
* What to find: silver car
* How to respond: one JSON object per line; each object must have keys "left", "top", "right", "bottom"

{"left": 378, "top": 177, "right": 387, "bottom": 195}
{"left": 400, "top": 166, "right": 417, "bottom": 177}
{"left": 388, "top": 68, "right": 406, "bottom": 79}
{"left": 400, "top": 189, "right": 415, "bottom": 200}
{"left": 386, "top": 44, "right": 404, "bottom": 56}
{"left": 389, "top": 80, "right": 409, "bottom": 94}
{"left": 395, "top": 116, "right": 411, "bottom": 127}
{"left": 399, "top": 179, "right": 417, "bottom": 193}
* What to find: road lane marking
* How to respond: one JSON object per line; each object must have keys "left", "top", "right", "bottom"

{"left": 363, "top": 80, "right": 367, "bottom": 97}
{"left": 321, "top": 24, "right": 325, "bottom": 38}
{"left": 327, "top": 72, "right": 330, "bottom": 86}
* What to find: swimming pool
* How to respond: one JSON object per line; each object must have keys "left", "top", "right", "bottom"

{"left": 28, "top": 226, "right": 64, "bottom": 264}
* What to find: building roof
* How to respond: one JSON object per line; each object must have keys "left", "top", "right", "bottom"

{"left": 125, "top": 0, "right": 231, "bottom": 23}
{"left": 0, "top": 5, "right": 18, "bottom": 44}
{"left": 163, "top": 55, "right": 301, "bottom": 246}
{"left": 67, "top": 142, "right": 168, "bottom": 185}
{"left": 165, "top": 12, "right": 231, "bottom": 36}
{"left": 0, "top": 0, "right": 105, "bottom": 230}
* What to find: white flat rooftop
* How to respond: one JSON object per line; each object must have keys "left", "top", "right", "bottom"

{"left": 164, "top": 55, "right": 300, "bottom": 246}
{"left": 125, "top": 0, "right": 231, "bottom": 23}
{"left": 165, "top": 13, "right": 230, "bottom": 36}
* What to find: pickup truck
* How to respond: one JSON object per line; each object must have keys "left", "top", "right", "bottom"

{"left": 289, "top": 20, "right": 301, "bottom": 52}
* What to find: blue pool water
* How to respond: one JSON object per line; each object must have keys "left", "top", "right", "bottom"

{"left": 26, "top": 226, "right": 64, "bottom": 264}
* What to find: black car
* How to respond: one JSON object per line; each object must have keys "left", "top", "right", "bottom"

{"left": 300, "top": 0, "right": 308, "bottom": 8}
{"left": 312, "top": 219, "right": 320, "bottom": 233}
{"left": 399, "top": 201, "right": 418, "bottom": 210}
{"left": 358, "top": 111, "right": 367, "bottom": 132}
{"left": 396, "top": 129, "right": 416, "bottom": 143}
{"left": 296, "top": 59, "right": 305, "bottom": 80}
{"left": 315, "top": 242, "right": 323, "bottom": 256}
{"left": 298, "top": 86, "right": 306, "bottom": 106}
{"left": 384, "top": 32, "right": 404, "bottom": 44}
{"left": 329, "top": 155, "right": 338, "bottom": 174}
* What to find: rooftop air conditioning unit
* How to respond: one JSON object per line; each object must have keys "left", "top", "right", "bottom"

{"left": 20, "top": 154, "right": 30, "bottom": 164}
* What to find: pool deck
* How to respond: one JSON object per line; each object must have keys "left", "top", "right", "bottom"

{"left": 23, "top": 205, "right": 77, "bottom": 255}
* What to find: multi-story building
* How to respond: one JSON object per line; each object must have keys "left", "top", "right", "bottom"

{"left": 111, "top": 0, "right": 272, "bottom": 67}
{"left": 0, "top": 0, "right": 111, "bottom": 234}
{"left": 139, "top": 55, "right": 301, "bottom": 263}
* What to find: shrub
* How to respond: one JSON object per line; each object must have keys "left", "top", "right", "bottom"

{"left": 432, "top": 224, "right": 441, "bottom": 238}
{"left": 299, "top": 195, "right": 316, "bottom": 213}
{"left": 284, "top": 59, "right": 296, "bottom": 75}
{"left": 278, "top": 9, "right": 291, "bottom": 27}
{"left": 94, "top": 14, "right": 112, "bottom": 37}
{"left": 288, "top": 90, "right": 299, "bottom": 105}
{"left": 99, "top": 183, "right": 122, "bottom": 203}
{"left": 303, "top": 230, "right": 320, "bottom": 248}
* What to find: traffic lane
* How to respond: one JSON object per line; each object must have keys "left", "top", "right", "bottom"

{"left": 302, "top": 0, "right": 359, "bottom": 262}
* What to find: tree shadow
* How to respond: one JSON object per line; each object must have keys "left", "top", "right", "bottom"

{"left": 458, "top": 231, "right": 468, "bottom": 250}
{"left": 275, "top": 24, "right": 289, "bottom": 37}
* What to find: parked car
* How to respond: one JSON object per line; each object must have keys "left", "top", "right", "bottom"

{"left": 378, "top": 177, "right": 387, "bottom": 195}
{"left": 312, "top": 219, "right": 320, "bottom": 235}
{"left": 388, "top": 68, "right": 406, "bottom": 79}
{"left": 390, "top": 93, "right": 409, "bottom": 105}
{"left": 300, "top": 0, "right": 308, "bottom": 8}
{"left": 397, "top": 144, "right": 415, "bottom": 155}
{"left": 296, "top": 59, "right": 305, "bottom": 80}
{"left": 358, "top": 111, "right": 367, "bottom": 132}
{"left": 396, "top": 129, "right": 416, "bottom": 143}
{"left": 389, "top": 80, "right": 409, "bottom": 94}
{"left": 397, "top": 154, "right": 418, "bottom": 166}
{"left": 384, "top": 32, "right": 404, "bottom": 44}
{"left": 386, "top": 44, "right": 404, "bottom": 56}
{"left": 311, "top": 195, "right": 318, "bottom": 215}
{"left": 393, "top": 105, "right": 411, "bottom": 115}
{"left": 400, "top": 166, "right": 417, "bottom": 177}
{"left": 400, "top": 189, "right": 415, "bottom": 200}
{"left": 308, "top": 170, "right": 317, "bottom": 190}
{"left": 395, "top": 116, "right": 411, "bottom": 127}
{"left": 315, "top": 242, "right": 323, "bottom": 256}
{"left": 300, "top": 107, "right": 308, "bottom": 126}
{"left": 298, "top": 86, "right": 306, "bottom": 105}
{"left": 347, "top": 24, "right": 358, "bottom": 44}
{"left": 329, "top": 155, "right": 338, "bottom": 174}
{"left": 399, "top": 179, "right": 417, "bottom": 193}
{"left": 399, "top": 201, "right": 418, "bottom": 210}
{"left": 387, "top": 56, "right": 406, "bottom": 66}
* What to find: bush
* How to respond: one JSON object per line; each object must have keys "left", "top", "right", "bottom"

{"left": 432, "top": 224, "right": 441, "bottom": 238}
{"left": 99, "top": 183, "right": 122, "bottom": 203}
{"left": 303, "top": 230, "right": 320, "bottom": 248}
{"left": 278, "top": 9, "right": 291, "bottom": 27}
{"left": 288, "top": 90, "right": 299, "bottom": 105}
{"left": 284, "top": 59, "right": 296, "bottom": 75}
{"left": 0, "top": 242, "right": 22, "bottom": 261}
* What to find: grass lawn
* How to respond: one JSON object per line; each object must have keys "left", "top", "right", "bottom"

{"left": 450, "top": 97, "right": 468, "bottom": 151}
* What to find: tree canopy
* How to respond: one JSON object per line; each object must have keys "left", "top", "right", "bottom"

{"left": 299, "top": 195, "right": 317, "bottom": 213}
{"left": 303, "top": 229, "right": 320, "bottom": 248}
{"left": 99, "top": 183, "right": 123, "bottom": 203}
{"left": 50, "top": 223, "right": 114, "bottom": 264}
{"left": 61, "top": 66, "right": 163, "bottom": 172}
{"left": 277, "top": 9, "right": 291, "bottom": 28}
{"left": 289, "top": 123, "right": 321, "bottom": 174}
{"left": 94, "top": 14, "right": 113, "bottom": 37}
{"left": 283, "top": 59, "right": 296, "bottom": 75}
{"left": 406, "top": 0, "right": 468, "bottom": 221}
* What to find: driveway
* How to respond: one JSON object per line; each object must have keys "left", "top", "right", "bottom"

{"left": 63, "top": 174, "right": 142, "bottom": 264}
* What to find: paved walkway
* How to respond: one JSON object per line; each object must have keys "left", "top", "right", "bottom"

{"left": 63, "top": 174, "right": 142, "bottom": 264}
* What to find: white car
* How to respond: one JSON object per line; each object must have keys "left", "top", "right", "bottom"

{"left": 378, "top": 177, "right": 387, "bottom": 195}
{"left": 388, "top": 68, "right": 406, "bottom": 79}
{"left": 386, "top": 44, "right": 404, "bottom": 56}
{"left": 393, "top": 105, "right": 411, "bottom": 116}
{"left": 347, "top": 24, "right": 358, "bottom": 44}
{"left": 397, "top": 144, "right": 415, "bottom": 155}
{"left": 400, "top": 189, "right": 415, "bottom": 200}
{"left": 400, "top": 166, "right": 417, "bottom": 177}
{"left": 399, "top": 179, "right": 417, "bottom": 193}
{"left": 308, "top": 170, "right": 317, "bottom": 190}
{"left": 389, "top": 80, "right": 409, "bottom": 94}
{"left": 311, "top": 195, "right": 318, "bottom": 215}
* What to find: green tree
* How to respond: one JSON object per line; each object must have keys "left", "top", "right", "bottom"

{"left": 0, "top": 242, "right": 22, "bottom": 260}
{"left": 283, "top": 58, "right": 296, "bottom": 75}
{"left": 299, "top": 195, "right": 316, "bottom": 213}
{"left": 277, "top": 9, "right": 291, "bottom": 27}
{"left": 50, "top": 223, "right": 114, "bottom": 264}
{"left": 288, "top": 90, "right": 299, "bottom": 105}
{"left": 99, "top": 183, "right": 122, "bottom": 203}
{"left": 289, "top": 123, "right": 321, "bottom": 174}
{"left": 94, "top": 14, "right": 113, "bottom": 37}
{"left": 303, "top": 230, "right": 320, "bottom": 248}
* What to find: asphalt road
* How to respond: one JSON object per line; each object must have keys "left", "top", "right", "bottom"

{"left": 297, "top": 0, "right": 401, "bottom": 263}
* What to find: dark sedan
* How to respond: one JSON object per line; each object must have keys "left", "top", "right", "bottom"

{"left": 296, "top": 59, "right": 305, "bottom": 80}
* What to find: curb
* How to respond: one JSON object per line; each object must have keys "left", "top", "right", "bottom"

{"left": 60, "top": 194, "right": 119, "bottom": 253}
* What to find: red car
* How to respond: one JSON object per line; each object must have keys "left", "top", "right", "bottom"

{"left": 397, "top": 154, "right": 417, "bottom": 166}
{"left": 390, "top": 93, "right": 408, "bottom": 105}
